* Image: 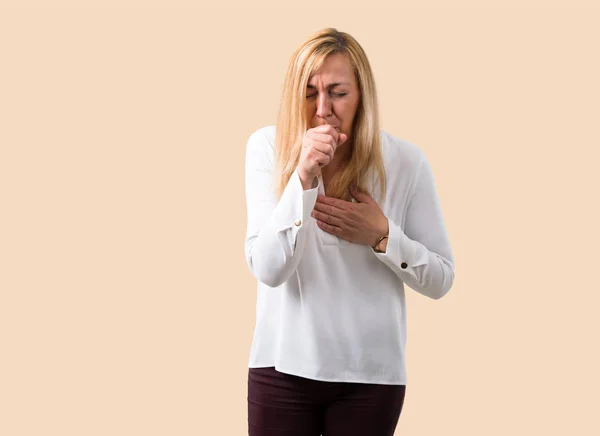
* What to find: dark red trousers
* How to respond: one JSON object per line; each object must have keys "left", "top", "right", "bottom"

{"left": 248, "top": 366, "right": 406, "bottom": 436}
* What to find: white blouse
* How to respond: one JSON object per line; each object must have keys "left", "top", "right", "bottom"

{"left": 244, "top": 125, "right": 455, "bottom": 385}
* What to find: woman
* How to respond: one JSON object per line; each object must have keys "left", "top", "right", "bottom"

{"left": 244, "top": 28, "right": 455, "bottom": 436}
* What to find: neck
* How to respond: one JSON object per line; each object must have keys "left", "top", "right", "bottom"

{"left": 322, "top": 145, "right": 351, "bottom": 184}
{"left": 331, "top": 142, "right": 352, "bottom": 168}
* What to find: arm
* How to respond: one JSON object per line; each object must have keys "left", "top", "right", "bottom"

{"left": 244, "top": 129, "right": 320, "bottom": 288}
{"left": 371, "top": 151, "right": 455, "bottom": 299}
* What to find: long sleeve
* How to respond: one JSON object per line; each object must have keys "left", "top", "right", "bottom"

{"left": 371, "top": 150, "right": 455, "bottom": 299}
{"left": 244, "top": 129, "right": 320, "bottom": 288}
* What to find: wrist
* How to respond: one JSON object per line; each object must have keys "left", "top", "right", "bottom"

{"left": 372, "top": 234, "right": 388, "bottom": 253}
{"left": 372, "top": 217, "right": 390, "bottom": 253}
{"left": 298, "top": 170, "right": 317, "bottom": 190}
{"left": 377, "top": 237, "right": 388, "bottom": 253}
{"left": 381, "top": 217, "right": 389, "bottom": 238}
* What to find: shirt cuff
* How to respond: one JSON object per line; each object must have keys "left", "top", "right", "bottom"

{"left": 371, "top": 216, "right": 428, "bottom": 276}
{"left": 272, "top": 168, "right": 319, "bottom": 248}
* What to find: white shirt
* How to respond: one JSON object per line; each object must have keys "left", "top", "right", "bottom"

{"left": 244, "top": 125, "right": 455, "bottom": 385}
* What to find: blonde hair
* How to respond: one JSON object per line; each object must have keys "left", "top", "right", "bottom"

{"left": 273, "top": 28, "right": 386, "bottom": 203}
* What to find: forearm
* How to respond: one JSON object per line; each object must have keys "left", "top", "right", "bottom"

{"left": 372, "top": 217, "right": 454, "bottom": 300}
{"left": 245, "top": 223, "right": 308, "bottom": 288}
{"left": 245, "top": 169, "right": 319, "bottom": 288}
{"left": 372, "top": 150, "right": 455, "bottom": 299}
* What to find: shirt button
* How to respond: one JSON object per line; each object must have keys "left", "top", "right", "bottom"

{"left": 294, "top": 219, "right": 302, "bottom": 226}
{"left": 401, "top": 262, "right": 408, "bottom": 269}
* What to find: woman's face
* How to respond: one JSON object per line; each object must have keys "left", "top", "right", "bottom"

{"left": 305, "top": 52, "right": 361, "bottom": 143}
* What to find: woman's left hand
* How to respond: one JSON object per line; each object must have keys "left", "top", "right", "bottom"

{"left": 311, "top": 185, "right": 389, "bottom": 247}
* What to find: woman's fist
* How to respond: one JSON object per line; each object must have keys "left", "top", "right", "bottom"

{"left": 297, "top": 124, "right": 348, "bottom": 188}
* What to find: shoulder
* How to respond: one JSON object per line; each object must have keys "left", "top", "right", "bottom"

{"left": 379, "top": 129, "right": 425, "bottom": 176}
{"left": 246, "top": 124, "right": 277, "bottom": 162}
{"left": 248, "top": 125, "right": 276, "bottom": 147}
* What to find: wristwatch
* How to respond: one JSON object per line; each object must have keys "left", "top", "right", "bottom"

{"left": 372, "top": 235, "right": 389, "bottom": 253}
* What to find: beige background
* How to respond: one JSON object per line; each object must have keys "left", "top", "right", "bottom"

{"left": 1, "top": 1, "right": 599, "bottom": 435}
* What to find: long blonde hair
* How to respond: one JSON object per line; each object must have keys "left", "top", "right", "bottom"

{"left": 274, "top": 28, "right": 386, "bottom": 203}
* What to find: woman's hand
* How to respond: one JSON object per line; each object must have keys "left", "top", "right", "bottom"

{"left": 311, "top": 185, "right": 389, "bottom": 247}
{"left": 298, "top": 124, "right": 347, "bottom": 188}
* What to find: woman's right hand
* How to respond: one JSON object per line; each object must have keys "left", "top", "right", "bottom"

{"left": 297, "top": 124, "right": 348, "bottom": 189}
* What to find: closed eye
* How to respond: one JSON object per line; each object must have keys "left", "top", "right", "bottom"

{"left": 306, "top": 92, "right": 347, "bottom": 99}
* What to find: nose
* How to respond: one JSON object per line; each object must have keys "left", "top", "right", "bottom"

{"left": 316, "top": 93, "right": 333, "bottom": 120}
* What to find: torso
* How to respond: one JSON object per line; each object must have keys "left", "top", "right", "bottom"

{"left": 247, "top": 124, "right": 428, "bottom": 385}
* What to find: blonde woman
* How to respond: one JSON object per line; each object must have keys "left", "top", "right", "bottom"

{"left": 244, "top": 28, "right": 455, "bottom": 436}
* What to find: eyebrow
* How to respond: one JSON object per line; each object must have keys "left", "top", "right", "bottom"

{"left": 306, "top": 82, "right": 348, "bottom": 89}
